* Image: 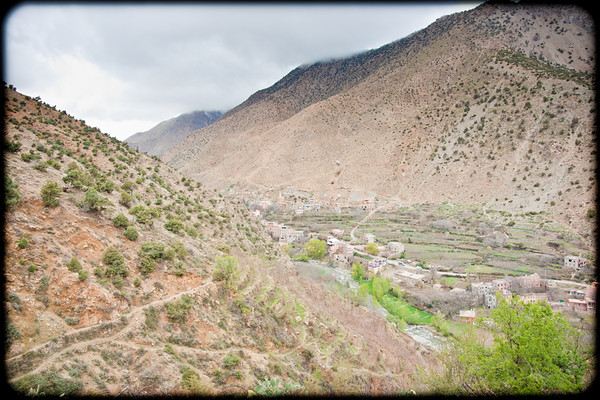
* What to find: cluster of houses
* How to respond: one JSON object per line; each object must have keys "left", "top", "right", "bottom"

{"left": 471, "top": 273, "right": 547, "bottom": 309}
{"left": 240, "top": 186, "right": 388, "bottom": 217}
{"left": 459, "top": 275, "right": 597, "bottom": 323}
{"left": 262, "top": 221, "right": 305, "bottom": 243}
{"left": 326, "top": 233, "right": 354, "bottom": 265}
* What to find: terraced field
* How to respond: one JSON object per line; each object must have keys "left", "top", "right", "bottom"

{"left": 272, "top": 202, "right": 594, "bottom": 281}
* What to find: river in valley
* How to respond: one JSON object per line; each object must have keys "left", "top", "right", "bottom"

{"left": 293, "top": 260, "right": 446, "bottom": 351}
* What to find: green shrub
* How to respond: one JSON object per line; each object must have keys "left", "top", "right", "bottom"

{"left": 223, "top": 353, "right": 241, "bottom": 369}
{"left": 67, "top": 257, "right": 82, "bottom": 272}
{"left": 102, "top": 246, "right": 128, "bottom": 277}
{"left": 212, "top": 255, "right": 239, "bottom": 292}
{"left": 5, "top": 175, "right": 20, "bottom": 209}
{"left": 253, "top": 377, "right": 303, "bottom": 396}
{"left": 21, "top": 152, "right": 41, "bottom": 162}
{"left": 113, "top": 213, "right": 130, "bottom": 228}
{"left": 164, "top": 218, "right": 185, "bottom": 234}
{"left": 95, "top": 176, "right": 115, "bottom": 193}
{"left": 165, "top": 294, "right": 194, "bottom": 323}
{"left": 119, "top": 190, "right": 132, "bottom": 208}
{"left": 78, "top": 187, "right": 113, "bottom": 211}
{"left": 139, "top": 256, "right": 156, "bottom": 274}
{"left": 40, "top": 181, "right": 61, "bottom": 207}
{"left": 124, "top": 226, "right": 139, "bottom": 241}
{"left": 46, "top": 159, "right": 61, "bottom": 170}
{"left": 33, "top": 161, "right": 47, "bottom": 171}
{"left": 136, "top": 242, "right": 162, "bottom": 259}
{"left": 62, "top": 162, "right": 92, "bottom": 189}
{"left": 6, "top": 140, "right": 22, "bottom": 153}
{"left": 78, "top": 270, "right": 88, "bottom": 281}
{"left": 17, "top": 236, "right": 29, "bottom": 249}
{"left": 13, "top": 370, "right": 82, "bottom": 396}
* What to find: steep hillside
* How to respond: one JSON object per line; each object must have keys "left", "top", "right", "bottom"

{"left": 3, "top": 87, "right": 436, "bottom": 396}
{"left": 162, "top": 1, "right": 596, "bottom": 244}
{"left": 125, "top": 110, "right": 223, "bottom": 156}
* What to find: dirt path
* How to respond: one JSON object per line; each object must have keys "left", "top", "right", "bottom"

{"left": 7, "top": 279, "right": 213, "bottom": 383}
{"left": 349, "top": 202, "right": 395, "bottom": 242}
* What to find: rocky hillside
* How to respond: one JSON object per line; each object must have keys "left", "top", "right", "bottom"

{"left": 3, "top": 87, "right": 436, "bottom": 396}
{"left": 125, "top": 110, "right": 223, "bottom": 156}
{"left": 162, "top": 1, "right": 596, "bottom": 243}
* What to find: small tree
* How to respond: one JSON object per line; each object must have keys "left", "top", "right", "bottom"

{"left": 351, "top": 261, "right": 366, "bottom": 281}
{"left": 40, "top": 181, "right": 61, "bottom": 207}
{"left": 78, "top": 187, "right": 113, "bottom": 212}
{"left": 303, "top": 238, "right": 327, "bottom": 260}
{"left": 422, "top": 295, "right": 592, "bottom": 395}
{"left": 213, "top": 255, "right": 239, "bottom": 292}
{"left": 365, "top": 242, "right": 380, "bottom": 255}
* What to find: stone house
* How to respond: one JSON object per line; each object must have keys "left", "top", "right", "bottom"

{"left": 459, "top": 310, "right": 477, "bottom": 324}
{"left": 368, "top": 257, "right": 387, "bottom": 275}
{"left": 520, "top": 292, "right": 549, "bottom": 304}
{"left": 564, "top": 256, "right": 587, "bottom": 270}
{"left": 493, "top": 278, "right": 511, "bottom": 292}
{"left": 363, "top": 233, "right": 376, "bottom": 243}
{"left": 387, "top": 241, "right": 405, "bottom": 255}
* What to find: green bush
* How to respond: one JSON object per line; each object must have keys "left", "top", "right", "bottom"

{"left": 62, "top": 162, "right": 92, "bottom": 189}
{"left": 212, "top": 255, "right": 239, "bottom": 291}
{"left": 95, "top": 176, "right": 115, "bottom": 193}
{"left": 13, "top": 370, "right": 82, "bottom": 396}
{"left": 102, "top": 246, "right": 128, "bottom": 277}
{"left": 6, "top": 140, "right": 22, "bottom": 153}
{"left": 124, "top": 226, "right": 139, "bottom": 241}
{"left": 303, "top": 238, "right": 327, "bottom": 259}
{"left": 165, "top": 294, "right": 194, "bottom": 323}
{"left": 40, "top": 181, "right": 61, "bottom": 207}
{"left": 139, "top": 256, "right": 156, "bottom": 274}
{"left": 5, "top": 175, "right": 20, "bottom": 209}
{"left": 253, "top": 377, "right": 303, "bottom": 396}
{"left": 223, "top": 353, "right": 241, "bottom": 369}
{"left": 119, "top": 190, "right": 132, "bottom": 208}
{"left": 67, "top": 257, "right": 82, "bottom": 272}
{"left": 17, "top": 236, "right": 29, "bottom": 249}
{"left": 78, "top": 270, "right": 88, "bottom": 281}
{"left": 113, "top": 213, "right": 130, "bottom": 228}
{"left": 164, "top": 218, "right": 185, "bottom": 234}
{"left": 78, "top": 187, "right": 113, "bottom": 211}
{"left": 138, "top": 242, "right": 166, "bottom": 259}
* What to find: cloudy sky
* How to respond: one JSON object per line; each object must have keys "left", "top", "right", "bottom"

{"left": 4, "top": 2, "right": 479, "bottom": 141}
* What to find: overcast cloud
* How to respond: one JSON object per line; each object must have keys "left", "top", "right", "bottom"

{"left": 4, "top": 2, "right": 480, "bottom": 141}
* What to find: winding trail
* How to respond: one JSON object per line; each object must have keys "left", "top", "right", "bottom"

{"left": 7, "top": 280, "right": 213, "bottom": 384}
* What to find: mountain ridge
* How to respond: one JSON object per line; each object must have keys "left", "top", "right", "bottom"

{"left": 161, "top": 1, "right": 596, "bottom": 244}
{"left": 125, "top": 110, "right": 223, "bottom": 156}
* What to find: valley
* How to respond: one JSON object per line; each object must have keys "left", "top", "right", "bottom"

{"left": 3, "top": 1, "right": 597, "bottom": 396}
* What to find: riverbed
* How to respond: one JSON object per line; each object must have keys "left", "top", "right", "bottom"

{"left": 293, "top": 260, "right": 446, "bottom": 351}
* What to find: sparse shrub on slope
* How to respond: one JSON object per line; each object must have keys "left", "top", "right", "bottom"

{"left": 77, "top": 187, "right": 113, "bottom": 212}
{"left": 5, "top": 175, "right": 20, "bottom": 209}
{"left": 40, "top": 181, "right": 61, "bottom": 207}
{"left": 102, "top": 246, "right": 128, "bottom": 278}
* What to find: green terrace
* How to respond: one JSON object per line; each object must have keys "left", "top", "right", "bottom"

{"left": 273, "top": 202, "right": 591, "bottom": 280}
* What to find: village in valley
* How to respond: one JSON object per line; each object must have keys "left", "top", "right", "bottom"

{"left": 225, "top": 185, "right": 596, "bottom": 334}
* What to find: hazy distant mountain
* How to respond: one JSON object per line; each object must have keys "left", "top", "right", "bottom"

{"left": 162, "top": 1, "right": 595, "bottom": 239}
{"left": 125, "top": 110, "right": 223, "bottom": 156}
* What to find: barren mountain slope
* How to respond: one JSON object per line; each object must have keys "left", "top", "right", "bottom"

{"left": 162, "top": 1, "right": 596, "bottom": 243}
{"left": 125, "top": 110, "right": 223, "bottom": 156}
{"left": 3, "top": 87, "right": 436, "bottom": 396}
